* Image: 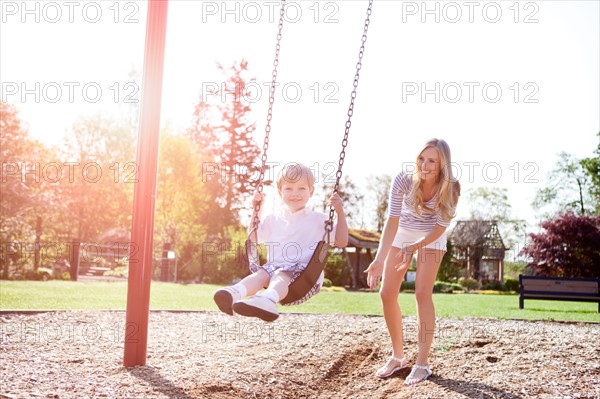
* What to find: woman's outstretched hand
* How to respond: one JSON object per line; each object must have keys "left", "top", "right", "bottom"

{"left": 364, "top": 259, "right": 383, "bottom": 290}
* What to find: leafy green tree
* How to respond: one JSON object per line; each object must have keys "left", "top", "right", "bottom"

{"left": 0, "top": 102, "right": 57, "bottom": 278}
{"left": 318, "top": 174, "right": 364, "bottom": 229}
{"left": 464, "top": 187, "right": 527, "bottom": 260}
{"left": 533, "top": 151, "right": 595, "bottom": 217}
{"left": 57, "top": 114, "right": 136, "bottom": 243}
{"left": 154, "top": 129, "right": 212, "bottom": 281}
{"left": 367, "top": 174, "right": 392, "bottom": 233}
{"left": 437, "top": 240, "right": 462, "bottom": 282}
{"left": 581, "top": 132, "right": 599, "bottom": 215}
{"left": 466, "top": 187, "right": 512, "bottom": 221}
{"left": 503, "top": 261, "right": 527, "bottom": 279}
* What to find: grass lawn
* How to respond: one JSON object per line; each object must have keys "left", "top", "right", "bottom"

{"left": 1, "top": 280, "right": 598, "bottom": 323}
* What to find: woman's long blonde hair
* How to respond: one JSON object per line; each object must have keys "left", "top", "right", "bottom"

{"left": 410, "top": 138, "right": 460, "bottom": 222}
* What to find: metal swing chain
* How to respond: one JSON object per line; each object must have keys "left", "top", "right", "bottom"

{"left": 251, "top": 0, "right": 286, "bottom": 236}
{"left": 325, "top": 0, "right": 374, "bottom": 235}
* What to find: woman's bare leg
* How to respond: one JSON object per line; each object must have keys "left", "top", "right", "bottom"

{"left": 378, "top": 246, "right": 409, "bottom": 374}
{"left": 406, "top": 248, "right": 444, "bottom": 383}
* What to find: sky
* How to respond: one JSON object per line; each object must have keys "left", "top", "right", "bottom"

{"left": 1, "top": 0, "right": 599, "bottom": 234}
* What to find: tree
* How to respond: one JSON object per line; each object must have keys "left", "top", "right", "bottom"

{"left": 189, "top": 60, "right": 261, "bottom": 233}
{"left": 53, "top": 115, "right": 135, "bottom": 244}
{"left": 0, "top": 102, "right": 56, "bottom": 278}
{"left": 464, "top": 187, "right": 527, "bottom": 262}
{"left": 154, "top": 129, "right": 211, "bottom": 281}
{"left": 520, "top": 212, "right": 600, "bottom": 278}
{"left": 318, "top": 174, "right": 364, "bottom": 228}
{"left": 581, "top": 132, "right": 599, "bottom": 215}
{"left": 367, "top": 174, "right": 391, "bottom": 233}
{"left": 437, "top": 240, "right": 462, "bottom": 282}
{"left": 466, "top": 187, "right": 512, "bottom": 221}
{"left": 533, "top": 152, "right": 595, "bottom": 217}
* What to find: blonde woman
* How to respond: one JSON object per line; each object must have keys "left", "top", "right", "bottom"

{"left": 365, "top": 138, "right": 460, "bottom": 385}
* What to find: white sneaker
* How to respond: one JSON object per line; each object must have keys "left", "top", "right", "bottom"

{"left": 213, "top": 287, "right": 242, "bottom": 315}
{"left": 232, "top": 295, "right": 279, "bottom": 322}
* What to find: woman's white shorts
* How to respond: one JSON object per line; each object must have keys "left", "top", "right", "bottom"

{"left": 391, "top": 227, "right": 447, "bottom": 251}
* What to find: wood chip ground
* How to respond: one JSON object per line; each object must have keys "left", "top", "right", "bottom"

{"left": 1, "top": 311, "right": 599, "bottom": 398}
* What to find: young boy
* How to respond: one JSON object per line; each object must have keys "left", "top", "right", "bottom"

{"left": 213, "top": 162, "right": 348, "bottom": 321}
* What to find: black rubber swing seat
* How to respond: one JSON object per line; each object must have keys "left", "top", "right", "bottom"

{"left": 279, "top": 240, "right": 330, "bottom": 305}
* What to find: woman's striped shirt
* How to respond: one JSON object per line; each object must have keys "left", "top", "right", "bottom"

{"left": 388, "top": 172, "right": 450, "bottom": 231}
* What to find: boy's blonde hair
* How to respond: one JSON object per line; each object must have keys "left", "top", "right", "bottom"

{"left": 276, "top": 163, "right": 315, "bottom": 192}
{"left": 410, "top": 138, "right": 460, "bottom": 222}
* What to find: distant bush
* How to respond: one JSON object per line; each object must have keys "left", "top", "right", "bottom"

{"left": 433, "top": 281, "right": 464, "bottom": 293}
{"left": 458, "top": 277, "right": 478, "bottom": 290}
{"left": 504, "top": 278, "right": 519, "bottom": 292}
{"left": 504, "top": 262, "right": 527, "bottom": 279}
{"left": 322, "top": 278, "right": 333, "bottom": 288}
{"left": 104, "top": 267, "right": 127, "bottom": 278}
{"left": 481, "top": 280, "right": 506, "bottom": 291}
{"left": 24, "top": 269, "right": 51, "bottom": 281}
{"left": 324, "top": 251, "right": 351, "bottom": 287}
{"left": 401, "top": 281, "right": 415, "bottom": 291}
{"left": 202, "top": 228, "right": 253, "bottom": 284}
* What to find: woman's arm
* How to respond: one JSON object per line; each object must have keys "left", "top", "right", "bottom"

{"left": 394, "top": 224, "right": 447, "bottom": 271}
{"left": 374, "top": 216, "right": 400, "bottom": 263}
{"left": 364, "top": 216, "right": 399, "bottom": 289}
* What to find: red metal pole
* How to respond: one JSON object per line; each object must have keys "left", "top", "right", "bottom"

{"left": 124, "top": 0, "right": 168, "bottom": 368}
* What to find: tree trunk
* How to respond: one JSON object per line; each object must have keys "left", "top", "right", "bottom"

{"left": 34, "top": 216, "right": 42, "bottom": 271}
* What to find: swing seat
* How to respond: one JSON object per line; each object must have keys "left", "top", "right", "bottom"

{"left": 280, "top": 240, "right": 330, "bottom": 306}
{"left": 244, "top": 239, "right": 330, "bottom": 306}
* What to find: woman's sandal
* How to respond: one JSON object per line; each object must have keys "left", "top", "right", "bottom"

{"left": 404, "top": 364, "right": 433, "bottom": 386}
{"left": 375, "top": 356, "right": 408, "bottom": 378}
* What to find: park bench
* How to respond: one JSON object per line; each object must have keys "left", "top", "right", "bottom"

{"left": 519, "top": 275, "right": 600, "bottom": 312}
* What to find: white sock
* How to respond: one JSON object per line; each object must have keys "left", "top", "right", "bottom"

{"left": 231, "top": 283, "right": 247, "bottom": 298}
{"left": 260, "top": 288, "right": 280, "bottom": 303}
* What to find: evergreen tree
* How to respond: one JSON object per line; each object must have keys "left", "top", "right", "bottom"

{"left": 189, "top": 60, "right": 261, "bottom": 233}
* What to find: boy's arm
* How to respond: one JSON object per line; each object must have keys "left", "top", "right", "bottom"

{"left": 328, "top": 193, "right": 348, "bottom": 248}
{"left": 334, "top": 210, "right": 349, "bottom": 248}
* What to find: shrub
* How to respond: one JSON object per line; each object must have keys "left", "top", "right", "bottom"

{"left": 401, "top": 281, "right": 415, "bottom": 291}
{"left": 202, "top": 251, "right": 247, "bottom": 285}
{"left": 481, "top": 280, "right": 506, "bottom": 291}
{"left": 104, "top": 267, "right": 127, "bottom": 278}
{"left": 504, "top": 262, "right": 527, "bottom": 279}
{"left": 24, "top": 269, "right": 51, "bottom": 281}
{"left": 433, "top": 281, "right": 464, "bottom": 293}
{"left": 504, "top": 277, "right": 519, "bottom": 292}
{"left": 324, "top": 250, "right": 351, "bottom": 287}
{"left": 201, "top": 228, "right": 252, "bottom": 284}
{"left": 61, "top": 272, "right": 72, "bottom": 281}
{"left": 322, "top": 278, "right": 332, "bottom": 288}
{"left": 458, "top": 277, "right": 478, "bottom": 290}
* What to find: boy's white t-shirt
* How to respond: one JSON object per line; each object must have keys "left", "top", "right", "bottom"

{"left": 257, "top": 206, "right": 336, "bottom": 268}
